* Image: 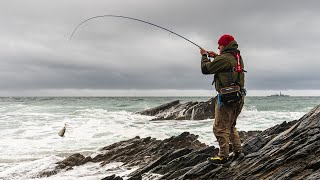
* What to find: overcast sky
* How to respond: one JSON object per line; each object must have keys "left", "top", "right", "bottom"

{"left": 1, "top": 0, "right": 320, "bottom": 96}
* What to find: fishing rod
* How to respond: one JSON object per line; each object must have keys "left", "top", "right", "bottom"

{"left": 69, "top": 15, "right": 203, "bottom": 49}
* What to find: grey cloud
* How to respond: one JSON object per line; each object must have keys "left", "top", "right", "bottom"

{"left": 0, "top": 0, "right": 320, "bottom": 95}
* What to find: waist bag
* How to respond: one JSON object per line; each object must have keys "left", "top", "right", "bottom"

{"left": 219, "top": 85, "right": 242, "bottom": 105}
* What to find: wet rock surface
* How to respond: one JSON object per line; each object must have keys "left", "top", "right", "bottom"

{"left": 136, "top": 98, "right": 216, "bottom": 120}
{"left": 238, "top": 130, "right": 262, "bottom": 143}
{"left": 101, "top": 174, "right": 123, "bottom": 180}
{"left": 36, "top": 132, "right": 210, "bottom": 178}
{"left": 37, "top": 104, "right": 320, "bottom": 179}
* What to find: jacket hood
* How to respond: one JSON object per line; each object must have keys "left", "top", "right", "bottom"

{"left": 222, "top": 40, "right": 239, "bottom": 53}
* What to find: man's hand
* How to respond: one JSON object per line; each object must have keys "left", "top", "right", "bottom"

{"left": 200, "top": 48, "right": 217, "bottom": 58}
{"left": 207, "top": 51, "right": 218, "bottom": 58}
{"left": 200, "top": 48, "right": 207, "bottom": 56}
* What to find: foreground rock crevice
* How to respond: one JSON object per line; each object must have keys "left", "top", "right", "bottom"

{"left": 38, "top": 104, "right": 320, "bottom": 179}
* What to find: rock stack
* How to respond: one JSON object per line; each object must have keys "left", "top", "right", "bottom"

{"left": 136, "top": 98, "right": 216, "bottom": 120}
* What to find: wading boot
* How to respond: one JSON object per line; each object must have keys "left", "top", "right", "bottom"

{"left": 231, "top": 151, "right": 245, "bottom": 161}
{"left": 207, "top": 156, "right": 229, "bottom": 165}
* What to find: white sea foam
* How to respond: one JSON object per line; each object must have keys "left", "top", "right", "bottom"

{"left": 0, "top": 155, "right": 61, "bottom": 180}
{"left": 237, "top": 106, "right": 305, "bottom": 131}
{"left": 39, "top": 162, "right": 138, "bottom": 180}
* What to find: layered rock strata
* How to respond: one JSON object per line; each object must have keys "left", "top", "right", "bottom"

{"left": 136, "top": 98, "right": 216, "bottom": 120}
{"left": 37, "top": 105, "right": 320, "bottom": 179}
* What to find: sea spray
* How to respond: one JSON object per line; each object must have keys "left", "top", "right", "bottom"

{"left": 191, "top": 108, "right": 195, "bottom": 120}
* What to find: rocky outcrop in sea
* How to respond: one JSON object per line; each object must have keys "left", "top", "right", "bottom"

{"left": 37, "top": 104, "right": 320, "bottom": 179}
{"left": 136, "top": 98, "right": 216, "bottom": 120}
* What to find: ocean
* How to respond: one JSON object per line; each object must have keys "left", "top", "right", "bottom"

{"left": 0, "top": 96, "right": 319, "bottom": 179}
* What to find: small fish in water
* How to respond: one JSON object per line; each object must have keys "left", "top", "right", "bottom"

{"left": 58, "top": 124, "right": 66, "bottom": 137}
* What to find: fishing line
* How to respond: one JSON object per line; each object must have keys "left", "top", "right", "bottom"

{"left": 69, "top": 15, "right": 203, "bottom": 49}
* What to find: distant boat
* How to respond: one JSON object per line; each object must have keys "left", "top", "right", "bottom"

{"left": 268, "top": 92, "right": 290, "bottom": 97}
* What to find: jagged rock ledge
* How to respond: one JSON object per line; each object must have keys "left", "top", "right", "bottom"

{"left": 36, "top": 132, "right": 212, "bottom": 178}
{"left": 136, "top": 98, "right": 216, "bottom": 120}
{"left": 37, "top": 104, "right": 320, "bottom": 179}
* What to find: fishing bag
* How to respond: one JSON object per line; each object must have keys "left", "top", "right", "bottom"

{"left": 219, "top": 85, "right": 242, "bottom": 105}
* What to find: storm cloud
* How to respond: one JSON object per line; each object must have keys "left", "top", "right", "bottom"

{"left": 0, "top": 0, "right": 320, "bottom": 96}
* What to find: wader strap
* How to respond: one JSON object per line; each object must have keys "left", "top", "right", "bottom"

{"left": 228, "top": 71, "right": 240, "bottom": 86}
{"left": 228, "top": 71, "right": 233, "bottom": 85}
{"left": 236, "top": 72, "right": 241, "bottom": 85}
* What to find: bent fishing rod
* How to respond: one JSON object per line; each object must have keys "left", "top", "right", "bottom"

{"left": 69, "top": 15, "right": 203, "bottom": 49}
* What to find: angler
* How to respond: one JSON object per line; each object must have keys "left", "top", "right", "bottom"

{"left": 200, "top": 34, "right": 246, "bottom": 165}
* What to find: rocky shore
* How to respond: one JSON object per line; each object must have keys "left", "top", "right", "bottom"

{"left": 136, "top": 98, "right": 216, "bottom": 120}
{"left": 36, "top": 104, "right": 320, "bottom": 179}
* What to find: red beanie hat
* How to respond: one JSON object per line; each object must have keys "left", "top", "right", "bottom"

{"left": 218, "top": 34, "right": 234, "bottom": 46}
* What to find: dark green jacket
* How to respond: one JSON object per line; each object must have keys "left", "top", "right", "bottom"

{"left": 201, "top": 40, "right": 245, "bottom": 92}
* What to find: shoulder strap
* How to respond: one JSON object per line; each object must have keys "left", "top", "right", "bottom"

{"left": 228, "top": 71, "right": 241, "bottom": 85}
